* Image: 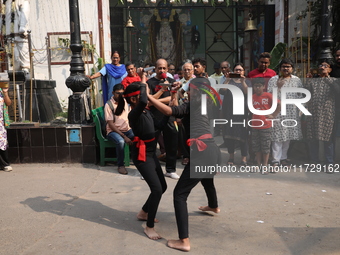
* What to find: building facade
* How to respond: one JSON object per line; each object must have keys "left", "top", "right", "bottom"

{"left": 0, "top": 0, "right": 315, "bottom": 115}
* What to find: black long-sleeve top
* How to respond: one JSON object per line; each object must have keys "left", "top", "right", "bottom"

{"left": 128, "top": 83, "right": 169, "bottom": 142}
{"left": 170, "top": 101, "right": 212, "bottom": 140}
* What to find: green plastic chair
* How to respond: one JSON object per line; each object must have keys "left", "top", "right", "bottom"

{"left": 92, "top": 106, "right": 130, "bottom": 166}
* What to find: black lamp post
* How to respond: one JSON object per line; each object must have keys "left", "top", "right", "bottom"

{"left": 65, "top": 0, "right": 91, "bottom": 124}
{"left": 318, "top": 0, "right": 334, "bottom": 62}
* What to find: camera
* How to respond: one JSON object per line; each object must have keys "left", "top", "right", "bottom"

{"left": 229, "top": 73, "right": 241, "bottom": 78}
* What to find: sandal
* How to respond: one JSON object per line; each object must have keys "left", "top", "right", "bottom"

{"left": 281, "top": 159, "right": 290, "bottom": 166}
{"left": 227, "top": 159, "right": 234, "bottom": 166}
{"left": 240, "top": 161, "right": 248, "bottom": 167}
{"left": 272, "top": 162, "right": 280, "bottom": 167}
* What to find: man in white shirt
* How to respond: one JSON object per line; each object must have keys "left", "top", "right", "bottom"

{"left": 178, "top": 62, "right": 195, "bottom": 103}
{"left": 105, "top": 84, "right": 134, "bottom": 175}
{"left": 210, "top": 62, "right": 223, "bottom": 84}
{"left": 181, "top": 58, "right": 216, "bottom": 92}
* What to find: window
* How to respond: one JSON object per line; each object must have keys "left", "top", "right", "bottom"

{"left": 47, "top": 31, "right": 93, "bottom": 65}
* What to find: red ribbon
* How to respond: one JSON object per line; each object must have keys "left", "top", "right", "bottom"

{"left": 132, "top": 136, "right": 155, "bottom": 162}
{"left": 187, "top": 134, "right": 213, "bottom": 152}
{"left": 155, "top": 85, "right": 163, "bottom": 92}
{"left": 123, "top": 90, "right": 140, "bottom": 98}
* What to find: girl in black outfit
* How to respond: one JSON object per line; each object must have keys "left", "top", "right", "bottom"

{"left": 147, "top": 77, "right": 221, "bottom": 252}
{"left": 115, "top": 76, "right": 167, "bottom": 240}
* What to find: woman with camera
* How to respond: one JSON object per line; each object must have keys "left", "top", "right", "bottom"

{"left": 219, "top": 63, "right": 250, "bottom": 166}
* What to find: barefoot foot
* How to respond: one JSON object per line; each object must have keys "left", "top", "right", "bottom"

{"left": 144, "top": 227, "right": 162, "bottom": 240}
{"left": 167, "top": 238, "right": 190, "bottom": 252}
{"left": 137, "top": 210, "right": 159, "bottom": 223}
{"left": 198, "top": 206, "right": 220, "bottom": 213}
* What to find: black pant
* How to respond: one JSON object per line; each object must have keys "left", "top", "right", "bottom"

{"left": 226, "top": 138, "right": 248, "bottom": 157}
{"left": 178, "top": 123, "right": 189, "bottom": 159}
{"left": 0, "top": 149, "right": 10, "bottom": 169}
{"left": 133, "top": 153, "right": 167, "bottom": 228}
{"left": 158, "top": 133, "right": 166, "bottom": 154}
{"left": 163, "top": 119, "right": 178, "bottom": 173}
{"left": 173, "top": 164, "right": 218, "bottom": 239}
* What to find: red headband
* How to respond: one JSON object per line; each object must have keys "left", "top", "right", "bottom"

{"left": 123, "top": 90, "right": 141, "bottom": 98}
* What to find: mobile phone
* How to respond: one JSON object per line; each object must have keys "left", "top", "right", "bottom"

{"left": 229, "top": 73, "right": 241, "bottom": 78}
{"left": 144, "top": 66, "right": 155, "bottom": 72}
{"left": 159, "top": 83, "right": 172, "bottom": 89}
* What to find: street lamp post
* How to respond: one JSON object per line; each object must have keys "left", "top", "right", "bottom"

{"left": 318, "top": 0, "right": 334, "bottom": 62}
{"left": 65, "top": 0, "right": 91, "bottom": 124}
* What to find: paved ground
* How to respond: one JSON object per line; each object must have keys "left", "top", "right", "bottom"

{"left": 1, "top": 146, "right": 340, "bottom": 255}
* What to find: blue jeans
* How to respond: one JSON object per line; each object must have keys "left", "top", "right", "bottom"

{"left": 308, "top": 139, "right": 334, "bottom": 164}
{"left": 107, "top": 129, "right": 134, "bottom": 166}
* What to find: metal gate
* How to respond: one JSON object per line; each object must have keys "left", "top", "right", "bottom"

{"left": 205, "top": 7, "right": 237, "bottom": 73}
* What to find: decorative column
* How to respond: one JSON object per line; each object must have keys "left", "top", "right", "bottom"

{"left": 318, "top": 0, "right": 334, "bottom": 62}
{"left": 65, "top": 0, "right": 91, "bottom": 124}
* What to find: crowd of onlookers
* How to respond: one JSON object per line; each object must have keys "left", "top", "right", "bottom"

{"left": 84, "top": 49, "right": 340, "bottom": 251}
{"left": 88, "top": 49, "right": 340, "bottom": 175}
